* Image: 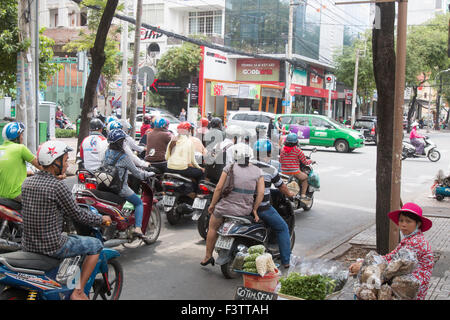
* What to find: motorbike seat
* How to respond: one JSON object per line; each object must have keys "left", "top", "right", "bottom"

{"left": 222, "top": 215, "right": 258, "bottom": 225}
{"left": 80, "top": 189, "right": 126, "bottom": 206}
{"left": 199, "top": 180, "right": 216, "bottom": 188}
{"left": 0, "top": 198, "right": 22, "bottom": 211}
{"left": 163, "top": 173, "right": 195, "bottom": 184}
{"left": 148, "top": 166, "right": 163, "bottom": 174}
{"left": 0, "top": 251, "right": 61, "bottom": 273}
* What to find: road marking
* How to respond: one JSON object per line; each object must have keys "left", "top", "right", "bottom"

{"left": 157, "top": 239, "right": 201, "bottom": 254}
{"left": 315, "top": 166, "right": 343, "bottom": 174}
{"left": 315, "top": 199, "right": 375, "bottom": 213}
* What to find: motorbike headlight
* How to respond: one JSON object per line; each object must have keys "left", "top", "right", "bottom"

{"left": 237, "top": 244, "right": 248, "bottom": 253}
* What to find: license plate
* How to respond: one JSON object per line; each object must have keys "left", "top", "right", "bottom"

{"left": 216, "top": 236, "right": 234, "bottom": 250}
{"left": 163, "top": 195, "right": 176, "bottom": 207}
{"left": 71, "top": 184, "right": 85, "bottom": 193}
{"left": 192, "top": 198, "right": 207, "bottom": 210}
{"left": 192, "top": 211, "right": 202, "bottom": 221}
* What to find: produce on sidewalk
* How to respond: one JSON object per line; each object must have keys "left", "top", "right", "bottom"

{"left": 354, "top": 249, "right": 421, "bottom": 300}
{"left": 279, "top": 273, "right": 336, "bottom": 300}
{"left": 232, "top": 245, "right": 278, "bottom": 277}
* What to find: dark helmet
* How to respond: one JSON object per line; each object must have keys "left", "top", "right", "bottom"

{"left": 107, "top": 129, "right": 127, "bottom": 144}
{"left": 255, "top": 124, "right": 267, "bottom": 134}
{"left": 90, "top": 118, "right": 104, "bottom": 131}
{"left": 209, "top": 117, "right": 222, "bottom": 129}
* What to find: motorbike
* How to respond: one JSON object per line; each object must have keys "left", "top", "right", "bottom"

{"left": 192, "top": 179, "right": 216, "bottom": 240}
{"left": 213, "top": 189, "right": 296, "bottom": 279}
{"left": 0, "top": 198, "right": 23, "bottom": 252}
{"left": 75, "top": 173, "right": 161, "bottom": 248}
{"left": 281, "top": 148, "right": 319, "bottom": 212}
{"left": 402, "top": 136, "right": 441, "bottom": 162}
{"left": 0, "top": 205, "right": 123, "bottom": 300}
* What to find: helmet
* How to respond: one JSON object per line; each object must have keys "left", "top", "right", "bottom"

{"left": 143, "top": 114, "right": 153, "bottom": 124}
{"left": 106, "top": 116, "right": 118, "bottom": 124}
{"left": 89, "top": 118, "right": 104, "bottom": 131}
{"left": 209, "top": 117, "right": 222, "bottom": 129}
{"left": 177, "top": 121, "right": 192, "bottom": 132}
{"left": 154, "top": 117, "right": 169, "bottom": 129}
{"left": 253, "top": 139, "right": 272, "bottom": 154}
{"left": 37, "top": 141, "right": 73, "bottom": 166}
{"left": 118, "top": 119, "right": 132, "bottom": 133}
{"left": 412, "top": 121, "right": 419, "bottom": 128}
{"left": 107, "top": 120, "right": 123, "bottom": 132}
{"left": 107, "top": 129, "right": 127, "bottom": 144}
{"left": 2, "top": 122, "right": 25, "bottom": 141}
{"left": 285, "top": 133, "right": 298, "bottom": 144}
{"left": 232, "top": 144, "right": 253, "bottom": 162}
{"left": 200, "top": 118, "right": 209, "bottom": 128}
{"left": 255, "top": 124, "right": 267, "bottom": 134}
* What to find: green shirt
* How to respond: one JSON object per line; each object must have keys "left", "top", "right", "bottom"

{"left": 0, "top": 141, "right": 35, "bottom": 199}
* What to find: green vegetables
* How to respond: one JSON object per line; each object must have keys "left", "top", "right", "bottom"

{"left": 248, "top": 245, "right": 265, "bottom": 255}
{"left": 279, "top": 273, "right": 336, "bottom": 300}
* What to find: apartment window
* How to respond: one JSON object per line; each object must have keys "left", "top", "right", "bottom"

{"left": 189, "top": 11, "right": 222, "bottom": 36}
{"left": 435, "top": 0, "right": 442, "bottom": 9}
{"left": 50, "top": 9, "right": 58, "bottom": 28}
{"left": 142, "top": 4, "right": 164, "bottom": 26}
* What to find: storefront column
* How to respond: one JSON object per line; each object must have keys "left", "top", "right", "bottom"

{"left": 258, "top": 97, "right": 263, "bottom": 111}
{"left": 224, "top": 96, "right": 228, "bottom": 125}
{"left": 274, "top": 98, "right": 278, "bottom": 114}
{"left": 265, "top": 97, "right": 270, "bottom": 112}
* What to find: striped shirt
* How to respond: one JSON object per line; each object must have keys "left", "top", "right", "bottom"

{"left": 251, "top": 160, "right": 284, "bottom": 211}
{"left": 280, "top": 146, "right": 312, "bottom": 174}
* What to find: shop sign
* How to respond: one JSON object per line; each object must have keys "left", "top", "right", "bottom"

{"left": 309, "top": 67, "right": 324, "bottom": 89}
{"left": 140, "top": 27, "right": 164, "bottom": 41}
{"left": 344, "top": 90, "right": 353, "bottom": 104}
{"left": 238, "top": 84, "right": 261, "bottom": 100}
{"left": 149, "top": 79, "right": 183, "bottom": 93}
{"left": 261, "top": 87, "right": 282, "bottom": 98}
{"left": 236, "top": 59, "right": 280, "bottom": 82}
{"left": 290, "top": 84, "right": 338, "bottom": 100}
{"left": 211, "top": 82, "right": 239, "bottom": 97}
{"left": 292, "top": 68, "right": 308, "bottom": 86}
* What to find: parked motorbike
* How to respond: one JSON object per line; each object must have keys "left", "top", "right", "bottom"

{"left": 402, "top": 136, "right": 441, "bottom": 162}
{"left": 282, "top": 148, "right": 319, "bottom": 212}
{"left": 213, "top": 189, "right": 295, "bottom": 279}
{"left": 0, "top": 198, "right": 23, "bottom": 252}
{"left": 160, "top": 172, "right": 197, "bottom": 225}
{"left": 71, "top": 169, "right": 98, "bottom": 194}
{"left": 192, "top": 180, "right": 216, "bottom": 240}
{"left": 75, "top": 173, "right": 161, "bottom": 248}
{"left": 0, "top": 205, "right": 123, "bottom": 300}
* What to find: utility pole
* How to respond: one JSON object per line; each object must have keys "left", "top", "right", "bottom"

{"left": 351, "top": 49, "right": 360, "bottom": 127}
{"left": 17, "top": 0, "right": 28, "bottom": 147}
{"left": 284, "top": 0, "right": 296, "bottom": 114}
{"left": 129, "top": 0, "right": 143, "bottom": 139}
{"left": 120, "top": 0, "right": 129, "bottom": 120}
{"left": 33, "top": 0, "right": 40, "bottom": 150}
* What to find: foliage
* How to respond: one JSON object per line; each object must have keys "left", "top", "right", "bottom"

{"left": 279, "top": 273, "right": 336, "bottom": 300}
{"left": 0, "top": 0, "right": 60, "bottom": 97}
{"left": 56, "top": 128, "right": 77, "bottom": 138}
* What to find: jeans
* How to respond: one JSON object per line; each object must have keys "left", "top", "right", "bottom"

{"left": 126, "top": 193, "right": 143, "bottom": 228}
{"left": 50, "top": 235, "right": 103, "bottom": 259}
{"left": 257, "top": 205, "right": 291, "bottom": 265}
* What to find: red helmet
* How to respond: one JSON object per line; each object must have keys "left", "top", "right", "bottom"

{"left": 200, "top": 118, "right": 209, "bottom": 127}
{"left": 177, "top": 121, "right": 192, "bottom": 131}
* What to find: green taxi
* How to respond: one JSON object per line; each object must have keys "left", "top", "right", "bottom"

{"left": 274, "top": 114, "right": 365, "bottom": 153}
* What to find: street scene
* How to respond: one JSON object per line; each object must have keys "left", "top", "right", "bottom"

{"left": 0, "top": 0, "right": 450, "bottom": 307}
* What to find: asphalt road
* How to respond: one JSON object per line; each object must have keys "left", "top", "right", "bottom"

{"left": 64, "top": 130, "right": 450, "bottom": 300}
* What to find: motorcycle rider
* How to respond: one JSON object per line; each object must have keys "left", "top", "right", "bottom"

{"left": 204, "top": 117, "right": 225, "bottom": 149}
{"left": 21, "top": 140, "right": 111, "bottom": 300}
{"left": 165, "top": 122, "right": 205, "bottom": 192}
{"left": 79, "top": 118, "right": 108, "bottom": 171}
{"left": 145, "top": 117, "right": 173, "bottom": 173}
{"left": 189, "top": 122, "right": 207, "bottom": 156}
{"left": 410, "top": 121, "right": 425, "bottom": 155}
{"left": 252, "top": 139, "right": 296, "bottom": 268}
{"left": 195, "top": 117, "right": 209, "bottom": 146}
{"left": 0, "top": 122, "right": 44, "bottom": 202}
{"left": 280, "top": 133, "right": 314, "bottom": 204}
{"left": 201, "top": 144, "right": 265, "bottom": 267}
{"left": 103, "top": 129, "right": 154, "bottom": 237}
{"left": 225, "top": 126, "right": 254, "bottom": 166}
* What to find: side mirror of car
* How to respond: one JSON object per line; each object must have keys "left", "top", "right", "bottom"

{"left": 312, "top": 147, "right": 317, "bottom": 153}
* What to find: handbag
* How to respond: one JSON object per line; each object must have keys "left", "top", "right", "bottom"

{"left": 220, "top": 163, "right": 235, "bottom": 198}
{"left": 94, "top": 151, "right": 127, "bottom": 194}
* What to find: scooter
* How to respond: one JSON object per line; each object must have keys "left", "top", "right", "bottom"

{"left": 402, "top": 136, "right": 441, "bottom": 162}
{"left": 281, "top": 148, "right": 319, "bottom": 212}
{"left": 0, "top": 205, "right": 123, "bottom": 300}
{"left": 192, "top": 180, "right": 216, "bottom": 240}
{"left": 213, "top": 189, "right": 295, "bottom": 279}
{"left": 75, "top": 173, "right": 161, "bottom": 248}
{"left": 0, "top": 198, "right": 23, "bottom": 252}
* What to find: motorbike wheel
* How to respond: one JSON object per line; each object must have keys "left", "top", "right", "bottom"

{"left": 221, "top": 260, "right": 240, "bottom": 280}
{"left": 166, "top": 207, "right": 181, "bottom": 225}
{"left": 0, "top": 288, "right": 28, "bottom": 300}
{"left": 143, "top": 206, "right": 161, "bottom": 245}
{"left": 197, "top": 210, "right": 210, "bottom": 240}
{"left": 290, "top": 230, "right": 296, "bottom": 251}
{"left": 428, "top": 149, "right": 441, "bottom": 162}
{"left": 436, "top": 194, "right": 444, "bottom": 201}
{"left": 303, "top": 194, "right": 314, "bottom": 211}
{"left": 90, "top": 258, "right": 123, "bottom": 300}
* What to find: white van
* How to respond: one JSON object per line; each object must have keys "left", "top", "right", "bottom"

{"left": 227, "top": 111, "right": 275, "bottom": 135}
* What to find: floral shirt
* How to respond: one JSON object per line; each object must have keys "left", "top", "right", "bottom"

{"left": 382, "top": 231, "right": 434, "bottom": 300}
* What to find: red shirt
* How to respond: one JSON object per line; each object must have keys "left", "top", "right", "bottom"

{"left": 280, "top": 146, "right": 312, "bottom": 174}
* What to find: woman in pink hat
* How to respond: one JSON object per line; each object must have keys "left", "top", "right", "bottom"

{"left": 349, "top": 202, "right": 434, "bottom": 300}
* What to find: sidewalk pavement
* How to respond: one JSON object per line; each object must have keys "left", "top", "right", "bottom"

{"left": 58, "top": 137, "right": 78, "bottom": 176}
{"left": 323, "top": 190, "right": 450, "bottom": 300}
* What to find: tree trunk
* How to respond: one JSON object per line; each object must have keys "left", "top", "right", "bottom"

{"left": 77, "top": 0, "right": 119, "bottom": 150}
{"left": 406, "top": 86, "right": 418, "bottom": 133}
{"left": 372, "top": 2, "right": 396, "bottom": 255}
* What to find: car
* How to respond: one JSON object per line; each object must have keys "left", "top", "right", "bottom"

{"left": 133, "top": 112, "right": 180, "bottom": 139}
{"left": 353, "top": 118, "right": 377, "bottom": 145}
{"left": 226, "top": 110, "right": 275, "bottom": 136}
{"left": 274, "top": 113, "right": 365, "bottom": 153}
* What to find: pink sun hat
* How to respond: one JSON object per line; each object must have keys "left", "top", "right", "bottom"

{"left": 387, "top": 202, "right": 432, "bottom": 232}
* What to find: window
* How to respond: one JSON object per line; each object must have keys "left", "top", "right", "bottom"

{"left": 245, "top": 114, "right": 259, "bottom": 122}
{"left": 189, "top": 11, "right": 223, "bottom": 36}
{"left": 435, "top": 0, "right": 442, "bottom": 9}
{"left": 260, "top": 115, "right": 272, "bottom": 123}
{"left": 311, "top": 118, "right": 330, "bottom": 128}
{"left": 293, "top": 117, "right": 309, "bottom": 126}
{"left": 232, "top": 113, "right": 247, "bottom": 121}
{"left": 279, "top": 116, "right": 292, "bottom": 125}
{"left": 50, "top": 9, "right": 58, "bottom": 28}
{"left": 142, "top": 4, "right": 164, "bottom": 26}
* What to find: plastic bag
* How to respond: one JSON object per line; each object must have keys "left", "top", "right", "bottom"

{"left": 391, "top": 274, "right": 420, "bottom": 300}
{"left": 308, "top": 170, "right": 320, "bottom": 189}
{"left": 248, "top": 245, "right": 265, "bottom": 255}
{"left": 231, "top": 252, "right": 248, "bottom": 271}
{"left": 357, "top": 250, "right": 387, "bottom": 289}
{"left": 383, "top": 248, "right": 418, "bottom": 280}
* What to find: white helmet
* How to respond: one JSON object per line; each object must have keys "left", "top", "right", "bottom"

{"left": 411, "top": 121, "right": 419, "bottom": 128}
{"left": 232, "top": 143, "right": 253, "bottom": 162}
{"left": 37, "top": 140, "right": 73, "bottom": 166}
{"left": 118, "top": 119, "right": 132, "bottom": 133}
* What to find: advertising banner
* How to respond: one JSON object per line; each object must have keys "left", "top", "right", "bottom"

{"left": 292, "top": 68, "right": 308, "bottom": 86}
{"left": 309, "top": 67, "right": 324, "bottom": 89}
{"left": 211, "top": 82, "right": 239, "bottom": 97}
{"left": 236, "top": 59, "right": 280, "bottom": 82}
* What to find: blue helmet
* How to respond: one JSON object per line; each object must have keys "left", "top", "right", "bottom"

{"left": 2, "top": 122, "right": 25, "bottom": 141}
{"left": 285, "top": 133, "right": 298, "bottom": 144}
{"left": 107, "top": 129, "right": 127, "bottom": 144}
{"left": 107, "top": 120, "right": 123, "bottom": 133}
{"left": 253, "top": 139, "right": 272, "bottom": 154}
{"left": 154, "top": 117, "right": 169, "bottom": 129}
{"left": 106, "top": 116, "right": 118, "bottom": 124}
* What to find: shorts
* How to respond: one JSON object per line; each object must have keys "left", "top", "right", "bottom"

{"left": 50, "top": 235, "right": 103, "bottom": 259}
{"left": 282, "top": 170, "right": 301, "bottom": 175}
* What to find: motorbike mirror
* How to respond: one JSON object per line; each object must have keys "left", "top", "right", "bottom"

{"left": 312, "top": 148, "right": 317, "bottom": 153}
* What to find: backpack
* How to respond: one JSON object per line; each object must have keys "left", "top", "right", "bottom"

{"left": 204, "top": 141, "right": 233, "bottom": 183}
{"left": 94, "top": 151, "right": 127, "bottom": 194}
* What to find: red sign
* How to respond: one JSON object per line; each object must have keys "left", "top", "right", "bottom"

{"left": 290, "top": 84, "right": 338, "bottom": 100}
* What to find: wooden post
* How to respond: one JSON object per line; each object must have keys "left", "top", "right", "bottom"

{"left": 224, "top": 96, "right": 228, "bottom": 126}
{"left": 274, "top": 98, "right": 278, "bottom": 114}
{"left": 259, "top": 96, "right": 263, "bottom": 111}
